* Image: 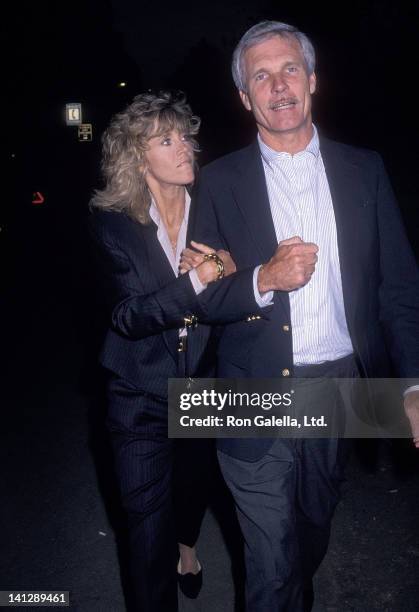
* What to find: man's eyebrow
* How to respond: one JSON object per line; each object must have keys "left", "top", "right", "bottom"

{"left": 251, "top": 59, "right": 303, "bottom": 75}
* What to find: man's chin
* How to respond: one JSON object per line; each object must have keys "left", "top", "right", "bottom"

{"left": 261, "top": 116, "right": 312, "bottom": 135}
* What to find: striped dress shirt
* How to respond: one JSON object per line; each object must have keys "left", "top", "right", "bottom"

{"left": 257, "top": 127, "right": 354, "bottom": 365}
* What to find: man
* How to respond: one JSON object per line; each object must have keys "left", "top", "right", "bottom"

{"left": 184, "top": 20, "right": 419, "bottom": 612}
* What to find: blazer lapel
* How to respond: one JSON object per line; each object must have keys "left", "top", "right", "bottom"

{"left": 231, "top": 141, "right": 278, "bottom": 263}
{"left": 320, "top": 138, "right": 370, "bottom": 333}
{"left": 231, "top": 141, "right": 290, "bottom": 320}
{"left": 138, "top": 222, "right": 179, "bottom": 360}
{"left": 185, "top": 184, "right": 194, "bottom": 245}
{"left": 141, "top": 222, "right": 176, "bottom": 286}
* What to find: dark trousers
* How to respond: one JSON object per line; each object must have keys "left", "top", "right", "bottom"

{"left": 174, "top": 438, "right": 215, "bottom": 547}
{"left": 106, "top": 375, "right": 213, "bottom": 612}
{"left": 175, "top": 342, "right": 215, "bottom": 547}
{"left": 218, "top": 354, "right": 358, "bottom": 612}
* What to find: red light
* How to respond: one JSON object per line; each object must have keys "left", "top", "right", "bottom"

{"left": 32, "top": 191, "right": 45, "bottom": 205}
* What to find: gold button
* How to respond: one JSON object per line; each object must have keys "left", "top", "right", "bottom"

{"left": 184, "top": 314, "right": 198, "bottom": 328}
{"left": 282, "top": 325, "right": 290, "bottom": 332}
{"left": 282, "top": 368, "right": 290, "bottom": 377}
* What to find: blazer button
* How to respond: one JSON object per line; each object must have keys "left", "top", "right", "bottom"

{"left": 282, "top": 368, "right": 290, "bottom": 377}
{"left": 282, "top": 324, "right": 290, "bottom": 332}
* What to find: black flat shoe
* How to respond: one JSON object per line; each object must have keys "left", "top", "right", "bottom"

{"left": 177, "top": 564, "right": 203, "bottom": 599}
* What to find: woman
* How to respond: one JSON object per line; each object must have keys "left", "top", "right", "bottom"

{"left": 89, "top": 91, "right": 235, "bottom": 611}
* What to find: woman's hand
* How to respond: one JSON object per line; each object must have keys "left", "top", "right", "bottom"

{"left": 180, "top": 241, "right": 217, "bottom": 284}
{"left": 179, "top": 244, "right": 207, "bottom": 274}
{"left": 179, "top": 240, "right": 236, "bottom": 283}
{"left": 216, "top": 248, "right": 237, "bottom": 277}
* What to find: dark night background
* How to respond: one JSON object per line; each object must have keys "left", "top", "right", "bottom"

{"left": 1, "top": 1, "right": 419, "bottom": 610}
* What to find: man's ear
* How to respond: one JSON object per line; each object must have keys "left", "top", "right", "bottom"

{"left": 239, "top": 89, "right": 252, "bottom": 111}
{"left": 309, "top": 72, "right": 316, "bottom": 95}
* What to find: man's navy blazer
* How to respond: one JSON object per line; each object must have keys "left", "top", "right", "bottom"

{"left": 191, "top": 136, "right": 419, "bottom": 460}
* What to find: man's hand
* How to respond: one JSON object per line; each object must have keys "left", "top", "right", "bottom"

{"left": 404, "top": 390, "right": 419, "bottom": 448}
{"left": 180, "top": 241, "right": 236, "bottom": 277}
{"left": 258, "top": 236, "right": 319, "bottom": 293}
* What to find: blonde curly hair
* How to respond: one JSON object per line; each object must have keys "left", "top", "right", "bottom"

{"left": 90, "top": 91, "right": 200, "bottom": 224}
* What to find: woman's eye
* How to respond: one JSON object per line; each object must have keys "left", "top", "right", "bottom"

{"left": 162, "top": 138, "right": 171, "bottom": 145}
{"left": 255, "top": 72, "right": 267, "bottom": 81}
{"left": 181, "top": 134, "right": 191, "bottom": 142}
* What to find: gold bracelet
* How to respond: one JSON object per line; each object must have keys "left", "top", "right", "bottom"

{"left": 203, "top": 252, "right": 225, "bottom": 280}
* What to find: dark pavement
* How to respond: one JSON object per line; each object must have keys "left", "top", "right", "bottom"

{"left": 2, "top": 319, "right": 419, "bottom": 612}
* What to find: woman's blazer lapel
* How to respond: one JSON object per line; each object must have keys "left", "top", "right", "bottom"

{"left": 136, "top": 221, "right": 180, "bottom": 361}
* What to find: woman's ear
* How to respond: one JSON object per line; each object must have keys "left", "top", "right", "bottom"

{"left": 138, "top": 157, "right": 148, "bottom": 176}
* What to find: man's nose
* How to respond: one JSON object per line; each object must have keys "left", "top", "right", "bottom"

{"left": 271, "top": 74, "right": 287, "bottom": 93}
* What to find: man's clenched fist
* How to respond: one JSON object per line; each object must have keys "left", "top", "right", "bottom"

{"left": 258, "top": 236, "right": 319, "bottom": 293}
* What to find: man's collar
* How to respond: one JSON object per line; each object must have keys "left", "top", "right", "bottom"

{"left": 258, "top": 125, "right": 320, "bottom": 171}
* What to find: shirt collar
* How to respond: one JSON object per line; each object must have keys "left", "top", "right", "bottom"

{"left": 258, "top": 125, "right": 320, "bottom": 171}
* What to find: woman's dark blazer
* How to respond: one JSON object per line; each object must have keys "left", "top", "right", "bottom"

{"left": 89, "top": 208, "right": 260, "bottom": 399}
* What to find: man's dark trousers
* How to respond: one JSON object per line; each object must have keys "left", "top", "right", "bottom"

{"left": 217, "top": 355, "right": 358, "bottom": 612}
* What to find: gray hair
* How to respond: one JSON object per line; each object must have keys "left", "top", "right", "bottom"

{"left": 232, "top": 20, "right": 316, "bottom": 92}
{"left": 90, "top": 91, "right": 200, "bottom": 224}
